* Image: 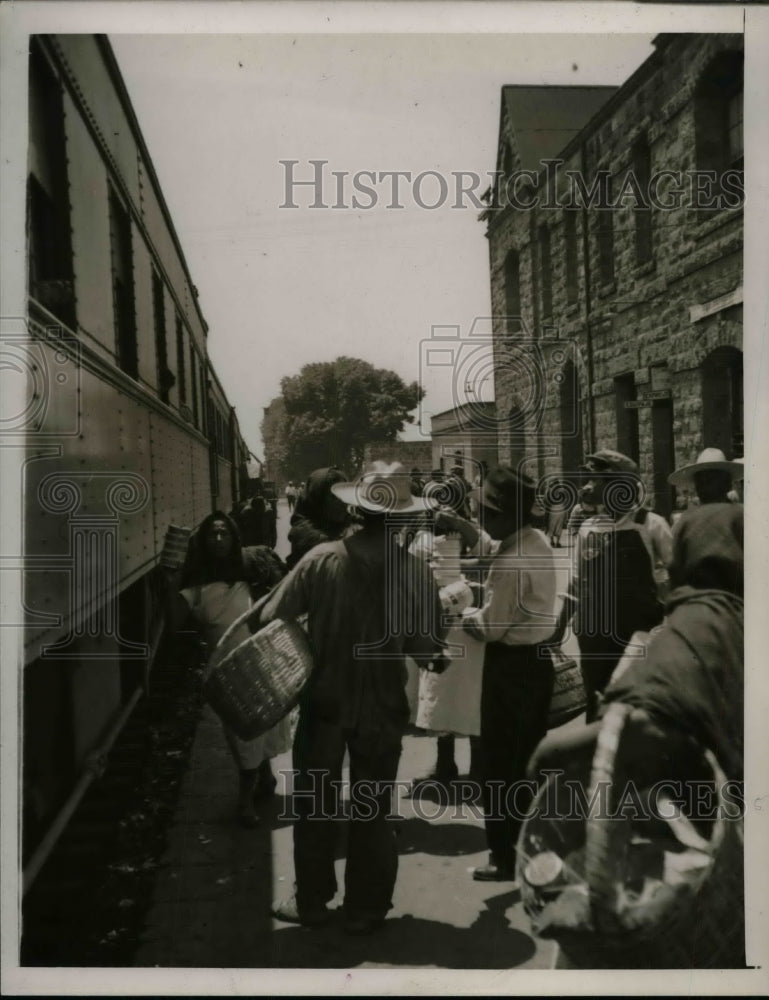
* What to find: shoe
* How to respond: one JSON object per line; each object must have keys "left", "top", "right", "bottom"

{"left": 412, "top": 763, "right": 459, "bottom": 787}
{"left": 472, "top": 862, "right": 516, "bottom": 882}
{"left": 271, "top": 894, "right": 331, "bottom": 927}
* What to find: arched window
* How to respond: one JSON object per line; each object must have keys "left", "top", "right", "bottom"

{"left": 702, "top": 345, "right": 743, "bottom": 458}
{"left": 694, "top": 51, "right": 743, "bottom": 208}
{"left": 504, "top": 249, "right": 522, "bottom": 333}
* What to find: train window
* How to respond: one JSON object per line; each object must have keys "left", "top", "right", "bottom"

{"left": 190, "top": 344, "right": 199, "bottom": 428}
{"left": 152, "top": 270, "right": 173, "bottom": 404}
{"left": 175, "top": 314, "right": 186, "bottom": 404}
{"left": 27, "top": 43, "right": 75, "bottom": 327}
{"left": 108, "top": 189, "right": 138, "bottom": 379}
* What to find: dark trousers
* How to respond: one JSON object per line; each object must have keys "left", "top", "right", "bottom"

{"left": 291, "top": 707, "right": 402, "bottom": 919}
{"left": 576, "top": 633, "right": 629, "bottom": 723}
{"left": 479, "top": 642, "right": 554, "bottom": 872}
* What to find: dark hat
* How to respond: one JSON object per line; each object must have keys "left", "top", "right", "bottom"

{"left": 581, "top": 449, "right": 639, "bottom": 475}
{"left": 471, "top": 464, "right": 536, "bottom": 514}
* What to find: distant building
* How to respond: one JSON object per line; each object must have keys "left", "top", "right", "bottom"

{"left": 485, "top": 33, "right": 743, "bottom": 517}
{"left": 430, "top": 402, "right": 498, "bottom": 480}
{"left": 362, "top": 440, "right": 432, "bottom": 476}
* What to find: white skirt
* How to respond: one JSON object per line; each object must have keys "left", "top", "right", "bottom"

{"left": 407, "top": 625, "right": 485, "bottom": 737}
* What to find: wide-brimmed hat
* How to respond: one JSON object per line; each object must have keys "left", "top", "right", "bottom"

{"left": 668, "top": 448, "right": 744, "bottom": 487}
{"left": 471, "top": 465, "right": 537, "bottom": 515}
{"left": 331, "top": 461, "right": 437, "bottom": 514}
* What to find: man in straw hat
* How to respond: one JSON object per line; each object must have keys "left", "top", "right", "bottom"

{"left": 432, "top": 464, "right": 558, "bottom": 881}
{"left": 259, "top": 462, "right": 446, "bottom": 933}
{"left": 668, "top": 447, "right": 744, "bottom": 506}
{"left": 554, "top": 449, "right": 664, "bottom": 723}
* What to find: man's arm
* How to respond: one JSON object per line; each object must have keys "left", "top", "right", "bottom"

{"left": 258, "top": 553, "right": 313, "bottom": 625}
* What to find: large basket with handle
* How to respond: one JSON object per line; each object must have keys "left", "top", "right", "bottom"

{"left": 517, "top": 702, "right": 744, "bottom": 968}
{"left": 204, "top": 596, "right": 314, "bottom": 740}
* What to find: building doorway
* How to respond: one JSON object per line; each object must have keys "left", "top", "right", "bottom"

{"left": 651, "top": 398, "right": 676, "bottom": 518}
{"left": 702, "top": 345, "right": 743, "bottom": 458}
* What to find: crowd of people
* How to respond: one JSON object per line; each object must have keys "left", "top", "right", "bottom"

{"left": 159, "top": 443, "right": 744, "bottom": 952}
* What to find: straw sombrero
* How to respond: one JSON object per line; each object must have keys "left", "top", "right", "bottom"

{"left": 668, "top": 448, "right": 743, "bottom": 487}
{"left": 332, "top": 461, "right": 438, "bottom": 514}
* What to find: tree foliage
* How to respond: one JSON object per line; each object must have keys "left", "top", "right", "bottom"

{"left": 262, "top": 357, "right": 424, "bottom": 479}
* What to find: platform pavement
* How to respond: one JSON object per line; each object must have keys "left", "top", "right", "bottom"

{"left": 132, "top": 496, "right": 573, "bottom": 969}
{"left": 133, "top": 705, "right": 558, "bottom": 970}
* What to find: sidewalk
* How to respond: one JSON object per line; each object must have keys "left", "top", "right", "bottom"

{"left": 134, "top": 705, "right": 557, "bottom": 970}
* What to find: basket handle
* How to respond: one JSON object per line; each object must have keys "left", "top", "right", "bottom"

{"left": 584, "top": 704, "right": 730, "bottom": 930}
{"left": 209, "top": 589, "right": 272, "bottom": 669}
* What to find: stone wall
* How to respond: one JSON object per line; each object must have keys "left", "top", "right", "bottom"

{"left": 487, "top": 33, "right": 743, "bottom": 516}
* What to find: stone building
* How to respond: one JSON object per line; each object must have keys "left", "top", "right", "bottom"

{"left": 430, "top": 402, "right": 499, "bottom": 481}
{"left": 485, "top": 33, "right": 743, "bottom": 517}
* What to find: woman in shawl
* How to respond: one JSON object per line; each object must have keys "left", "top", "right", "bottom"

{"left": 166, "top": 510, "right": 288, "bottom": 827}
{"left": 286, "top": 467, "right": 356, "bottom": 569}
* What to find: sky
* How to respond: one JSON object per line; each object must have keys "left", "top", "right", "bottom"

{"left": 110, "top": 31, "right": 657, "bottom": 458}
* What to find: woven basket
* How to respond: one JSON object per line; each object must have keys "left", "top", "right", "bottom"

{"left": 204, "top": 598, "right": 314, "bottom": 740}
{"left": 518, "top": 702, "right": 744, "bottom": 969}
{"left": 159, "top": 524, "right": 191, "bottom": 569}
{"left": 546, "top": 647, "right": 586, "bottom": 729}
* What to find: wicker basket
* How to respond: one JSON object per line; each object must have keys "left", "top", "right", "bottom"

{"left": 545, "top": 646, "right": 586, "bottom": 729}
{"left": 518, "top": 702, "right": 745, "bottom": 969}
{"left": 204, "top": 598, "right": 314, "bottom": 740}
{"left": 159, "top": 524, "right": 192, "bottom": 569}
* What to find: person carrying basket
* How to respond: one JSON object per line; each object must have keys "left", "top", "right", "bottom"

{"left": 259, "top": 462, "right": 447, "bottom": 934}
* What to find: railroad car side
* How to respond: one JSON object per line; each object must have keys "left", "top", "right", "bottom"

{"left": 21, "top": 35, "right": 253, "bottom": 880}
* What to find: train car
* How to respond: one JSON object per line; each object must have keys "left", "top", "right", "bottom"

{"left": 20, "top": 34, "right": 253, "bottom": 885}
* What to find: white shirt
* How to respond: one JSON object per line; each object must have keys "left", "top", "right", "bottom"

{"left": 463, "top": 525, "right": 557, "bottom": 646}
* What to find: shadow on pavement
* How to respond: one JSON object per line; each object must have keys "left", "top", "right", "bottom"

{"left": 393, "top": 816, "right": 487, "bottom": 857}
{"left": 270, "top": 887, "right": 536, "bottom": 969}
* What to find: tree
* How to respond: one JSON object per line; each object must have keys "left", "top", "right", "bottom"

{"left": 273, "top": 357, "right": 423, "bottom": 475}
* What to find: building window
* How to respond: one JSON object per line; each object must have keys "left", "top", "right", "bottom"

{"left": 538, "top": 225, "right": 553, "bottom": 317}
{"left": 152, "top": 270, "right": 173, "bottom": 404}
{"left": 614, "top": 373, "right": 639, "bottom": 464}
{"left": 189, "top": 344, "right": 196, "bottom": 425}
{"left": 564, "top": 211, "right": 579, "bottom": 304}
{"left": 702, "top": 345, "right": 743, "bottom": 458}
{"left": 694, "top": 50, "right": 743, "bottom": 209}
{"left": 504, "top": 250, "right": 522, "bottom": 333}
{"left": 596, "top": 178, "right": 615, "bottom": 286}
{"left": 175, "top": 314, "right": 186, "bottom": 404}
{"left": 27, "top": 43, "right": 75, "bottom": 327}
{"left": 632, "top": 138, "right": 653, "bottom": 265}
{"left": 108, "top": 189, "right": 138, "bottom": 379}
